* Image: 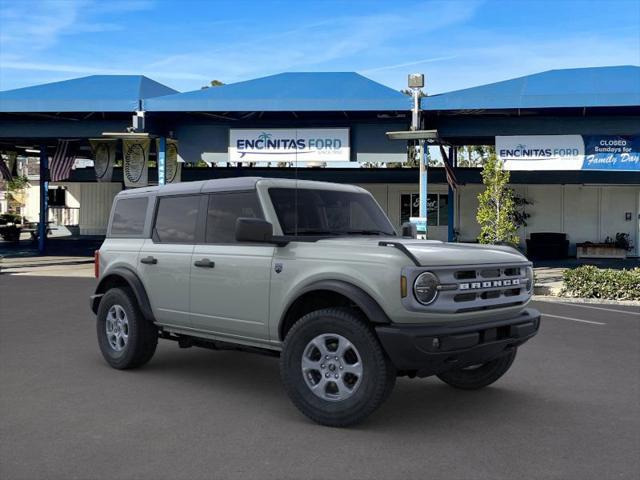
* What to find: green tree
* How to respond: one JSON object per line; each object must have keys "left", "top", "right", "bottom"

{"left": 201, "top": 79, "right": 225, "bottom": 89}
{"left": 457, "top": 145, "right": 495, "bottom": 167}
{"left": 476, "top": 153, "right": 518, "bottom": 246}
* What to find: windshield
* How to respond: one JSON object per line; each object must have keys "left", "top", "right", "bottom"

{"left": 269, "top": 188, "right": 396, "bottom": 237}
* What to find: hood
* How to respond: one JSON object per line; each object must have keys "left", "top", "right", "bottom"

{"left": 316, "top": 237, "right": 528, "bottom": 266}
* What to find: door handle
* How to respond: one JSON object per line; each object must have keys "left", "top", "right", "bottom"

{"left": 140, "top": 256, "right": 158, "bottom": 265}
{"left": 194, "top": 258, "right": 215, "bottom": 268}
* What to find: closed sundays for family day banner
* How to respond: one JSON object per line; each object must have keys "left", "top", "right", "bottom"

{"left": 229, "top": 128, "right": 350, "bottom": 163}
{"left": 496, "top": 135, "right": 640, "bottom": 171}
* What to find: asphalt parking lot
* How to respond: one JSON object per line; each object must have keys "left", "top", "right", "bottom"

{"left": 1, "top": 275, "right": 638, "bottom": 480}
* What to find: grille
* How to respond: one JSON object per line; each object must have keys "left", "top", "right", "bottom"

{"left": 406, "top": 263, "right": 532, "bottom": 314}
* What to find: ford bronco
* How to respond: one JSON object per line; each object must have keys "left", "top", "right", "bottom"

{"left": 91, "top": 177, "right": 540, "bottom": 427}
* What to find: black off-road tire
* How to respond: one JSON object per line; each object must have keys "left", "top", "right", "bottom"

{"left": 436, "top": 348, "right": 517, "bottom": 390}
{"left": 280, "top": 307, "right": 396, "bottom": 427}
{"left": 96, "top": 287, "right": 158, "bottom": 370}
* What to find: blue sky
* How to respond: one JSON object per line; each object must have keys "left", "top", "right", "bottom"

{"left": 0, "top": 0, "right": 638, "bottom": 94}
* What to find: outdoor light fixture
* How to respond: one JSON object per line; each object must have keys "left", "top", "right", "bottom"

{"left": 386, "top": 130, "right": 440, "bottom": 141}
{"left": 101, "top": 132, "right": 151, "bottom": 138}
{"left": 25, "top": 148, "right": 41, "bottom": 153}
{"left": 408, "top": 73, "right": 425, "bottom": 89}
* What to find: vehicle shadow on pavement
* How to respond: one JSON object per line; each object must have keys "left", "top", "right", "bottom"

{"left": 130, "top": 344, "right": 551, "bottom": 431}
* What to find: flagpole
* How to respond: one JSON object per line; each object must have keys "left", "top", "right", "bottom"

{"left": 447, "top": 146, "right": 455, "bottom": 242}
{"left": 38, "top": 144, "right": 48, "bottom": 254}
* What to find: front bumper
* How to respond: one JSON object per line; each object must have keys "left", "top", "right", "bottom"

{"left": 375, "top": 308, "right": 540, "bottom": 377}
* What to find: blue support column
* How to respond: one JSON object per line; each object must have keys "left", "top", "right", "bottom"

{"left": 157, "top": 137, "right": 166, "bottom": 186}
{"left": 38, "top": 145, "right": 48, "bottom": 254}
{"left": 447, "top": 146, "right": 456, "bottom": 242}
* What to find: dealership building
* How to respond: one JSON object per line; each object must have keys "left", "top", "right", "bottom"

{"left": 0, "top": 66, "right": 639, "bottom": 257}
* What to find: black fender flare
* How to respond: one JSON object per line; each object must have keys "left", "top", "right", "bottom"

{"left": 92, "top": 267, "right": 155, "bottom": 322}
{"left": 280, "top": 279, "right": 391, "bottom": 339}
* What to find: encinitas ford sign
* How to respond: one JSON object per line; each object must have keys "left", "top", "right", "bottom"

{"left": 497, "top": 135, "right": 585, "bottom": 170}
{"left": 229, "top": 128, "right": 350, "bottom": 163}
{"left": 497, "top": 135, "right": 640, "bottom": 171}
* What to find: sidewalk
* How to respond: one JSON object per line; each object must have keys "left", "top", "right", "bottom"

{"left": 0, "top": 255, "right": 94, "bottom": 277}
{"left": 533, "top": 266, "right": 565, "bottom": 296}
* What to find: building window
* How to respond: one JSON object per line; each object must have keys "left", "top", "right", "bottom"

{"left": 48, "top": 187, "right": 66, "bottom": 207}
{"left": 400, "top": 193, "right": 449, "bottom": 227}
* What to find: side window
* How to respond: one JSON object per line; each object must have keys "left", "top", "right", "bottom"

{"left": 153, "top": 195, "right": 200, "bottom": 244}
{"left": 206, "top": 191, "right": 263, "bottom": 243}
{"left": 110, "top": 197, "right": 148, "bottom": 236}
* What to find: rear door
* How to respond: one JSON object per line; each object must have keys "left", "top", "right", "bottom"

{"left": 138, "top": 194, "right": 202, "bottom": 327}
{"left": 190, "top": 191, "right": 274, "bottom": 341}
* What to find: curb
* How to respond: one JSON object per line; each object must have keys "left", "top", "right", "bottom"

{"left": 534, "top": 284, "right": 562, "bottom": 296}
{"left": 533, "top": 294, "right": 640, "bottom": 307}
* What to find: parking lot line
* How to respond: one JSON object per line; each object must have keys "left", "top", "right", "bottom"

{"left": 542, "top": 313, "right": 606, "bottom": 326}
{"left": 550, "top": 302, "right": 640, "bottom": 317}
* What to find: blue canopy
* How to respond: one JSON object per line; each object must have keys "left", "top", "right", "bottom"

{"left": 422, "top": 66, "right": 640, "bottom": 111}
{"left": 0, "top": 75, "right": 178, "bottom": 113}
{"left": 145, "top": 72, "right": 411, "bottom": 112}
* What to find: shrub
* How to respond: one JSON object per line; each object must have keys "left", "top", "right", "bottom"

{"left": 561, "top": 265, "right": 640, "bottom": 301}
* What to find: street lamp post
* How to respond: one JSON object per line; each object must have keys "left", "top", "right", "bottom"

{"left": 408, "top": 74, "right": 427, "bottom": 238}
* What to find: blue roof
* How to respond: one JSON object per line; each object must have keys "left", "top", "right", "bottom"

{"left": 145, "top": 72, "right": 411, "bottom": 112}
{"left": 0, "top": 75, "right": 178, "bottom": 113}
{"left": 422, "top": 66, "right": 640, "bottom": 111}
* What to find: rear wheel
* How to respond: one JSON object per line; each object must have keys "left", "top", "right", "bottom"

{"left": 97, "top": 287, "right": 158, "bottom": 369}
{"left": 436, "top": 348, "right": 517, "bottom": 390}
{"left": 280, "top": 307, "right": 395, "bottom": 427}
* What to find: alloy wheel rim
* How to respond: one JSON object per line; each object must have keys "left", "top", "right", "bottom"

{"left": 301, "top": 333, "right": 363, "bottom": 402}
{"left": 106, "top": 304, "right": 129, "bottom": 352}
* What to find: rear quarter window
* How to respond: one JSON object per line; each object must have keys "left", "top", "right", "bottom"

{"left": 110, "top": 197, "right": 148, "bottom": 236}
{"left": 153, "top": 195, "right": 200, "bottom": 244}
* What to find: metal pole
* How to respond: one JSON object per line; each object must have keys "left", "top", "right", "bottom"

{"left": 447, "top": 146, "right": 455, "bottom": 242}
{"left": 158, "top": 137, "right": 166, "bottom": 186}
{"left": 419, "top": 140, "right": 427, "bottom": 220}
{"left": 411, "top": 88, "right": 428, "bottom": 238}
{"left": 38, "top": 144, "right": 48, "bottom": 254}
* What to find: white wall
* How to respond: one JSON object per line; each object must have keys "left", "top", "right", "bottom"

{"left": 20, "top": 179, "right": 639, "bottom": 257}
{"left": 76, "top": 182, "right": 121, "bottom": 235}
{"left": 454, "top": 183, "right": 639, "bottom": 257}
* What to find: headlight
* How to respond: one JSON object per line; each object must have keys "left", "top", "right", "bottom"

{"left": 413, "top": 271, "right": 440, "bottom": 305}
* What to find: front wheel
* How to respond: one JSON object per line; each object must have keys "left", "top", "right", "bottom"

{"left": 280, "top": 308, "right": 396, "bottom": 427}
{"left": 436, "top": 348, "right": 517, "bottom": 390}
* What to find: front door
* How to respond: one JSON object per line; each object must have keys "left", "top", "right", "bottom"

{"left": 190, "top": 191, "right": 274, "bottom": 341}
{"left": 138, "top": 194, "right": 201, "bottom": 327}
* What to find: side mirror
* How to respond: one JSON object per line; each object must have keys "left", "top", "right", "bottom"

{"left": 235, "top": 218, "right": 274, "bottom": 243}
{"left": 401, "top": 222, "right": 417, "bottom": 239}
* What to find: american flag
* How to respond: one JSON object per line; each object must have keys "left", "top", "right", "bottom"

{"left": 0, "top": 157, "right": 12, "bottom": 181}
{"left": 439, "top": 145, "right": 458, "bottom": 190}
{"left": 50, "top": 140, "right": 78, "bottom": 182}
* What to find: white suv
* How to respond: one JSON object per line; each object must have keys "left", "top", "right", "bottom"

{"left": 91, "top": 177, "right": 540, "bottom": 426}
